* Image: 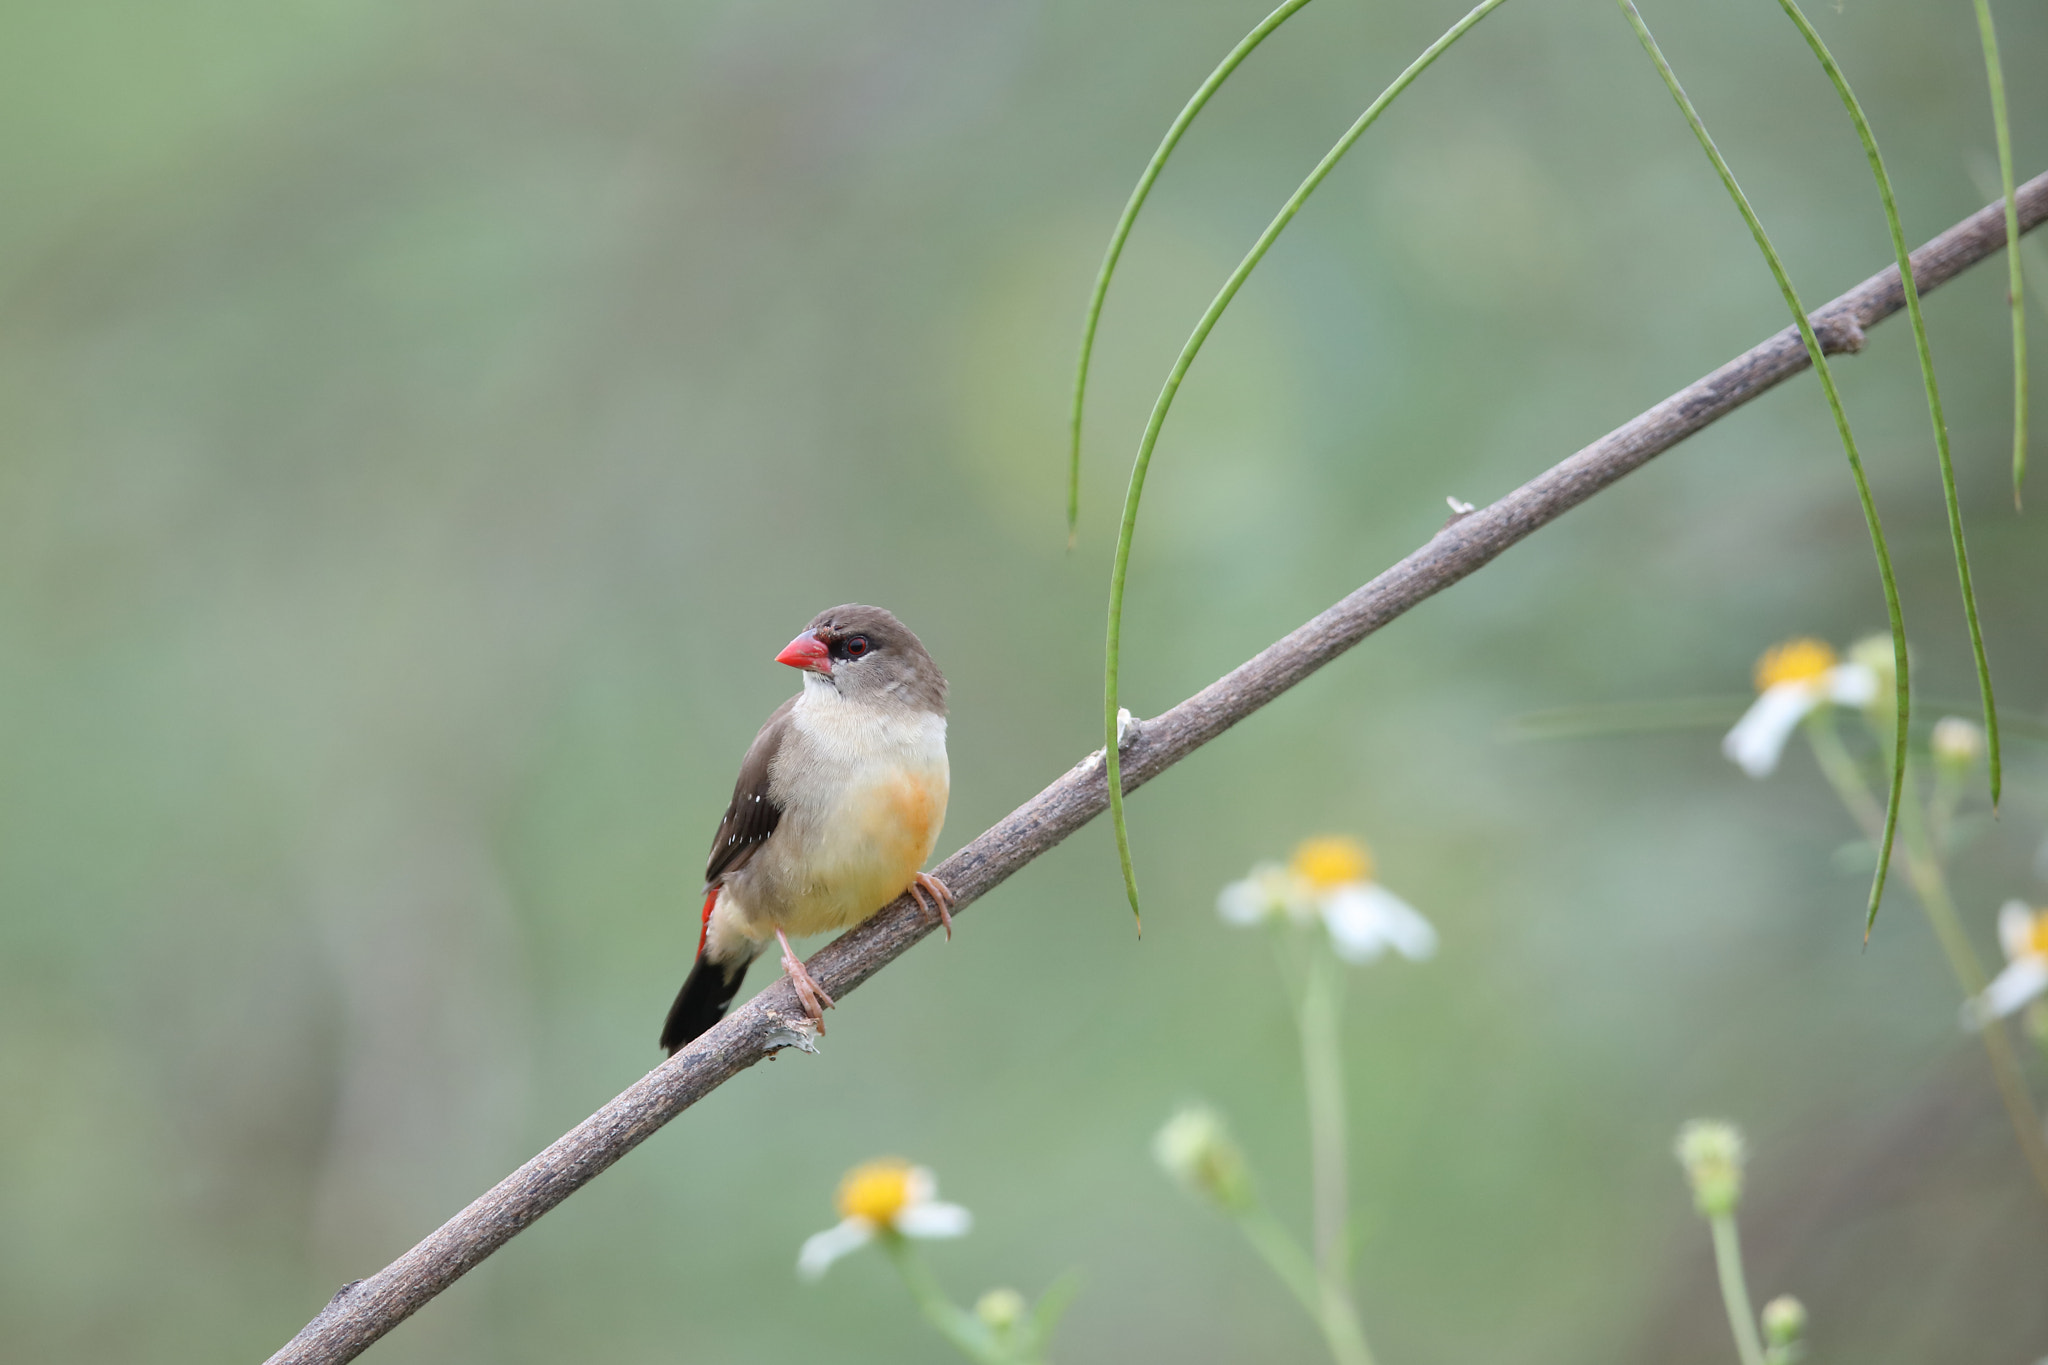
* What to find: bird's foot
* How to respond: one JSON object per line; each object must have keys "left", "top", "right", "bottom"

{"left": 907, "top": 871, "right": 955, "bottom": 939}
{"left": 775, "top": 928, "right": 834, "bottom": 1029}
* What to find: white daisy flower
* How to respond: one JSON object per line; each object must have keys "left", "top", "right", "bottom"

{"left": 1217, "top": 836, "right": 1436, "bottom": 964}
{"left": 1722, "top": 638, "right": 1879, "bottom": 778}
{"left": 1962, "top": 901, "right": 2048, "bottom": 1030}
{"left": 797, "top": 1159, "right": 971, "bottom": 1281}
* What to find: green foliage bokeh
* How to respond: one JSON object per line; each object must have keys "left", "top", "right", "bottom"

{"left": 0, "top": 2, "right": 2043, "bottom": 1362}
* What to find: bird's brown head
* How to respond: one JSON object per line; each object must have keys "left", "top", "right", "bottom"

{"left": 776, "top": 604, "right": 946, "bottom": 715}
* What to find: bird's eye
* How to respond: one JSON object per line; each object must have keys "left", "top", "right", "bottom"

{"left": 842, "top": 635, "right": 871, "bottom": 659}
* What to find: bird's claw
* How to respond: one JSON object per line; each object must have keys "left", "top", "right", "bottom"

{"left": 908, "top": 872, "right": 955, "bottom": 939}
{"left": 775, "top": 928, "right": 834, "bottom": 1031}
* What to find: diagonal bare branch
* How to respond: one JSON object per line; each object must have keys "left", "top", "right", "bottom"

{"left": 266, "top": 171, "right": 2048, "bottom": 1365}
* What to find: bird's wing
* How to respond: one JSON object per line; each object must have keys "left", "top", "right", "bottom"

{"left": 705, "top": 696, "right": 795, "bottom": 885}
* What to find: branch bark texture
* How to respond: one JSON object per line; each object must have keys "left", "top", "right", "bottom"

{"left": 268, "top": 172, "right": 2048, "bottom": 1365}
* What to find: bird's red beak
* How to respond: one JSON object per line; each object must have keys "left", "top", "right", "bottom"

{"left": 776, "top": 629, "right": 832, "bottom": 673}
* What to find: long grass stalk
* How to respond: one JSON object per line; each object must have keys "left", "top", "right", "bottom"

{"left": 1067, "top": 0, "right": 1318, "bottom": 544}
{"left": 1617, "top": 0, "right": 1908, "bottom": 939}
{"left": 1970, "top": 0, "right": 2028, "bottom": 506}
{"left": 1103, "top": 0, "right": 1511, "bottom": 926}
{"left": 1774, "top": 0, "right": 2001, "bottom": 809}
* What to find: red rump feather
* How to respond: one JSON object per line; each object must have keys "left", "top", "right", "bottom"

{"left": 664, "top": 885, "right": 750, "bottom": 1054}
{"left": 697, "top": 886, "right": 719, "bottom": 956}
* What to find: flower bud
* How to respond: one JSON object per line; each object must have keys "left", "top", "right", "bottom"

{"left": 975, "top": 1288, "right": 1026, "bottom": 1334}
{"left": 1154, "top": 1105, "right": 1252, "bottom": 1212}
{"left": 1761, "top": 1294, "right": 1806, "bottom": 1362}
{"left": 1930, "top": 717, "right": 1984, "bottom": 771}
{"left": 1674, "top": 1119, "right": 1746, "bottom": 1217}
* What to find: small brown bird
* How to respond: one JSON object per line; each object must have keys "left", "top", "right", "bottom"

{"left": 660, "top": 605, "right": 952, "bottom": 1053}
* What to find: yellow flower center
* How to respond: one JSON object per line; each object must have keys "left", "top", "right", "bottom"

{"left": 1753, "top": 639, "right": 1836, "bottom": 692}
{"left": 837, "top": 1159, "right": 915, "bottom": 1224}
{"left": 1291, "top": 836, "right": 1373, "bottom": 890}
{"left": 2029, "top": 912, "right": 2048, "bottom": 960}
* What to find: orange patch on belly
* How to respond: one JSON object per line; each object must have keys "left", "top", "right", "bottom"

{"left": 880, "top": 770, "right": 945, "bottom": 858}
{"left": 854, "top": 769, "right": 945, "bottom": 899}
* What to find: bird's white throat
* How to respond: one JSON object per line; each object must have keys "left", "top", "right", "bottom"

{"left": 791, "top": 678, "right": 947, "bottom": 765}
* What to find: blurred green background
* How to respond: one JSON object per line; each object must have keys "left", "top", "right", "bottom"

{"left": 2, "top": 1, "right": 2045, "bottom": 1361}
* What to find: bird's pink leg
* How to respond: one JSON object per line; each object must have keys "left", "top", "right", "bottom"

{"left": 907, "top": 871, "right": 955, "bottom": 939}
{"left": 775, "top": 928, "right": 835, "bottom": 1027}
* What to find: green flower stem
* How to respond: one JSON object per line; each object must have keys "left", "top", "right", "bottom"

{"left": 1312, "top": 1273, "right": 1376, "bottom": 1365}
{"left": 1893, "top": 790, "right": 2048, "bottom": 1201}
{"left": 1892, "top": 778, "right": 1992, "bottom": 996}
{"left": 1301, "top": 938, "right": 1375, "bottom": 1365}
{"left": 1616, "top": 0, "right": 1907, "bottom": 942}
{"left": 1236, "top": 1203, "right": 1328, "bottom": 1320}
{"left": 1235, "top": 1204, "right": 1375, "bottom": 1365}
{"left": 1262, "top": 929, "right": 1376, "bottom": 1365}
{"left": 1807, "top": 715, "right": 1979, "bottom": 985}
{"left": 1804, "top": 715, "right": 2048, "bottom": 1203}
{"left": 1928, "top": 758, "right": 1966, "bottom": 854}
{"left": 1970, "top": 0, "right": 2028, "bottom": 506}
{"left": 1023, "top": 1272, "right": 1080, "bottom": 1364}
{"left": 1803, "top": 712, "right": 1884, "bottom": 834}
{"left": 1709, "top": 1213, "right": 1767, "bottom": 1365}
{"left": 1299, "top": 935, "right": 1353, "bottom": 1287}
{"left": 882, "top": 1237, "right": 1005, "bottom": 1364}
{"left": 1102, "top": 0, "right": 1510, "bottom": 926}
{"left": 1775, "top": 0, "right": 2001, "bottom": 808}
{"left": 1067, "top": 0, "right": 1317, "bottom": 543}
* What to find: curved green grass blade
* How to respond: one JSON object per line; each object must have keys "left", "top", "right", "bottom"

{"left": 1103, "top": 0, "right": 1513, "bottom": 927}
{"left": 1617, "top": 0, "right": 1907, "bottom": 940}
{"left": 1971, "top": 0, "right": 2028, "bottom": 508}
{"left": 1774, "top": 0, "right": 2000, "bottom": 811}
{"left": 1067, "top": 0, "right": 1319, "bottom": 546}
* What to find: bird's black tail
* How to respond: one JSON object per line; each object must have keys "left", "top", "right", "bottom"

{"left": 661, "top": 947, "right": 755, "bottom": 1055}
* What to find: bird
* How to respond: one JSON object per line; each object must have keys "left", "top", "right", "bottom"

{"left": 660, "top": 604, "right": 953, "bottom": 1054}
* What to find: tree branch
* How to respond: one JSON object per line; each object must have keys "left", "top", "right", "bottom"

{"left": 267, "top": 171, "right": 2048, "bottom": 1365}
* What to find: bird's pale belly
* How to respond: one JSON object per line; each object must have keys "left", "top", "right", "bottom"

{"left": 739, "top": 762, "right": 948, "bottom": 940}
